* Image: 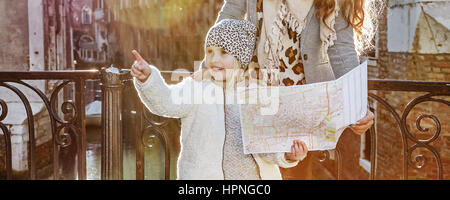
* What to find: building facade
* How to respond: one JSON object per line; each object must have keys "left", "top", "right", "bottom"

{"left": 0, "top": 0, "right": 74, "bottom": 179}
{"left": 72, "top": 0, "right": 113, "bottom": 69}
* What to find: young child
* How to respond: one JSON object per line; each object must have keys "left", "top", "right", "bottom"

{"left": 131, "top": 19, "right": 308, "bottom": 180}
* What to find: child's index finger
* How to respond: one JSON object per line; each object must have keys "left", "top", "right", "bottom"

{"left": 132, "top": 50, "right": 144, "bottom": 62}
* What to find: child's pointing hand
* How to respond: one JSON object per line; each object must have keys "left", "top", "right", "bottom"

{"left": 131, "top": 50, "right": 152, "bottom": 83}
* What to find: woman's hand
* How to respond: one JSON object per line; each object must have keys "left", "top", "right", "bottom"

{"left": 284, "top": 140, "right": 308, "bottom": 162}
{"left": 349, "top": 110, "right": 375, "bottom": 135}
{"left": 131, "top": 50, "right": 152, "bottom": 83}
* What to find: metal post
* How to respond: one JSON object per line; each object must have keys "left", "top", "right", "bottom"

{"left": 75, "top": 79, "right": 87, "bottom": 180}
{"left": 135, "top": 102, "right": 145, "bottom": 180}
{"left": 101, "top": 66, "right": 123, "bottom": 180}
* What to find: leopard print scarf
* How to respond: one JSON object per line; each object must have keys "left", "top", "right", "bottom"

{"left": 249, "top": 0, "right": 307, "bottom": 86}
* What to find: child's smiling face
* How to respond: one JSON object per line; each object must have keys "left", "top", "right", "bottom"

{"left": 205, "top": 46, "right": 236, "bottom": 82}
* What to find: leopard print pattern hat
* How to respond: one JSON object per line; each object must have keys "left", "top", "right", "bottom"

{"left": 205, "top": 19, "right": 257, "bottom": 67}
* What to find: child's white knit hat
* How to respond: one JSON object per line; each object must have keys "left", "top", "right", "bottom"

{"left": 205, "top": 19, "right": 257, "bottom": 67}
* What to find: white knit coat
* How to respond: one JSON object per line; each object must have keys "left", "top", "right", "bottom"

{"left": 134, "top": 65, "right": 299, "bottom": 180}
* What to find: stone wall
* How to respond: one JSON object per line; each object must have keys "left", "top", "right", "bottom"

{"left": 0, "top": 0, "right": 29, "bottom": 71}
{"left": 0, "top": 107, "right": 53, "bottom": 179}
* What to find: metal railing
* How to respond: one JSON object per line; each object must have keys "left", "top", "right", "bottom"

{"left": 320, "top": 80, "right": 450, "bottom": 180}
{"left": 366, "top": 80, "right": 449, "bottom": 179}
{"left": 1, "top": 68, "right": 449, "bottom": 180}
{"left": 0, "top": 70, "right": 99, "bottom": 180}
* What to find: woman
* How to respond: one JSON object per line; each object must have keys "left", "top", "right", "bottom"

{"left": 214, "top": 0, "right": 376, "bottom": 136}
{"left": 211, "top": 0, "right": 379, "bottom": 179}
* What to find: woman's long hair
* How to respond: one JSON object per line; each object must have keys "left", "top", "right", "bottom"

{"left": 314, "top": 0, "right": 385, "bottom": 55}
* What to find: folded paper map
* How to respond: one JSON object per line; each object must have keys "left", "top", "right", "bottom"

{"left": 238, "top": 61, "right": 368, "bottom": 154}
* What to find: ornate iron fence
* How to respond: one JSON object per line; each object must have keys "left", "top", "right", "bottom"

{"left": 319, "top": 80, "right": 450, "bottom": 180}
{"left": 0, "top": 70, "right": 99, "bottom": 179}
{"left": 366, "top": 80, "right": 449, "bottom": 180}
{"left": 1, "top": 69, "right": 449, "bottom": 180}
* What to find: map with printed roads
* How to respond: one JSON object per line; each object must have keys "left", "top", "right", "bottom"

{"left": 239, "top": 61, "right": 368, "bottom": 154}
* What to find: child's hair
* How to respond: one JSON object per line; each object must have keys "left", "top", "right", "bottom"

{"left": 228, "top": 57, "right": 244, "bottom": 84}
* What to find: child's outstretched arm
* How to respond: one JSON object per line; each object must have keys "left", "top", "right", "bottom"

{"left": 131, "top": 50, "right": 195, "bottom": 119}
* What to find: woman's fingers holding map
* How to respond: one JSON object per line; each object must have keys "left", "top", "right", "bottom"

{"left": 350, "top": 110, "right": 375, "bottom": 135}
{"left": 357, "top": 110, "right": 374, "bottom": 125}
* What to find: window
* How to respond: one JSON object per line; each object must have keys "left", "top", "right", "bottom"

{"left": 107, "top": 9, "right": 111, "bottom": 22}
{"left": 81, "top": 6, "right": 92, "bottom": 24}
{"left": 114, "top": 4, "right": 119, "bottom": 21}
{"left": 80, "top": 35, "right": 94, "bottom": 43}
